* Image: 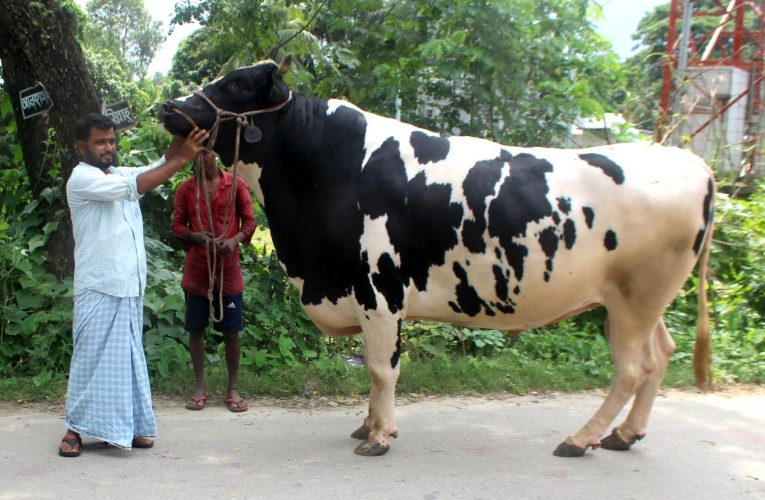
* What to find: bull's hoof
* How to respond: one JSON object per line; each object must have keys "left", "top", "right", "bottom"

{"left": 553, "top": 441, "right": 588, "bottom": 457}
{"left": 350, "top": 425, "right": 370, "bottom": 440}
{"left": 600, "top": 428, "right": 645, "bottom": 451}
{"left": 353, "top": 441, "right": 390, "bottom": 456}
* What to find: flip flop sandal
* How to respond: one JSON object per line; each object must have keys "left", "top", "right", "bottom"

{"left": 185, "top": 395, "right": 207, "bottom": 410}
{"left": 58, "top": 435, "right": 82, "bottom": 458}
{"left": 224, "top": 397, "right": 248, "bottom": 412}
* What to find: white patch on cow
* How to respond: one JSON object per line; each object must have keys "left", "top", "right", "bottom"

{"left": 326, "top": 99, "right": 361, "bottom": 116}
{"left": 234, "top": 160, "right": 265, "bottom": 206}
{"left": 359, "top": 213, "right": 398, "bottom": 268}
{"left": 358, "top": 110, "right": 420, "bottom": 169}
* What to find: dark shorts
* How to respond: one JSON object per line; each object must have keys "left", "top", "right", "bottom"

{"left": 185, "top": 291, "right": 243, "bottom": 333}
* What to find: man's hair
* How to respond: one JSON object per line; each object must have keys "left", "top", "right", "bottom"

{"left": 75, "top": 113, "right": 115, "bottom": 142}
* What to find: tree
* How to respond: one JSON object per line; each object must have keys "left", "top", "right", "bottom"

{"left": 0, "top": 0, "right": 101, "bottom": 277}
{"left": 318, "top": 0, "right": 623, "bottom": 146}
{"left": 86, "top": 0, "right": 164, "bottom": 80}
{"left": 168, "top": 0, "right": 327, "bottom": 90}
{"left": 169, "top": 0, "right": 621, "bottom": 147}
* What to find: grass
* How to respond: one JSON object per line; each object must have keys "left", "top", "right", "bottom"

{"left": 0, "top": 353, "right": 707, "bottom": 405}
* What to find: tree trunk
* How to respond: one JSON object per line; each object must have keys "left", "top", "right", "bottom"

{"left": 0, "top": 0, "right": 100, "bottom": 278}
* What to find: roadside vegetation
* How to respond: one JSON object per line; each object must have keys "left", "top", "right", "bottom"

{"left": 2, "top": 122, "right": 763, "bottom": 403}
{"left": 1, "top": 1, "right": 763, "bottom": 404}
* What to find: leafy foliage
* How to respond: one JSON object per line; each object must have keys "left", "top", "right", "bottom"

{"left": 168, "top": 0, "right": 621, "bottom": 146}
{"left": 85, "top": 0, "right": 164, "bottom": 80}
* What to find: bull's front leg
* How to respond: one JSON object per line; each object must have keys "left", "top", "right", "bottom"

{"left": 352, "top": 316, "right": 402, "bottom": 456}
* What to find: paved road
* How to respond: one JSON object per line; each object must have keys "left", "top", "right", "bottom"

{"left": 0, "top": 389, "right": 763, "bottom": 499}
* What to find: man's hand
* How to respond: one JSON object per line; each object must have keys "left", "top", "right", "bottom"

{"left": 216, "top": 235, "right": 240, "bottom": 256}
{"left": 136, "top": 127, "right": 209, "bottom": 195}
{"left": 168, "top": 127, "right": 209, "bottom": 163}
{"left": 188, "top": 232, "right": 211, "bottom": 245}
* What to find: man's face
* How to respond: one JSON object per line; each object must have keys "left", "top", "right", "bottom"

{"left": 77, "top": 127, "right": 117, "bottom": 170}
{"left": 202, "top": 150, "right": 219, "bottom": 177}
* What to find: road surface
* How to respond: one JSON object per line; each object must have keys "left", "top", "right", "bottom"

{"left": 0, "top": 388, "right": 763, "bottom": 499}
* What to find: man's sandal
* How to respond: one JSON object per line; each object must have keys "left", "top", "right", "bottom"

{"left": 58, "top": 434, "right": 82, "bottom": 458}
{"left": 185, "top": 395, "right": 207, "bottom": 411}
{"left": 132, "top": 437, "right": 155, "bottom": 449}
{"left": 224, "top": 397, "right": 248, "bottom": 412}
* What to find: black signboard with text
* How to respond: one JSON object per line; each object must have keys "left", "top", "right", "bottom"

{"left": 19, "top": 82, "right": 53, "bottom": 120}
{"left": 102, "top": 100, "right": 136, "bottom": 131}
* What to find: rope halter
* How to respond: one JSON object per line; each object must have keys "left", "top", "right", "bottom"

{"left": 167, "top": 88, "right": 293, "bottom": 320}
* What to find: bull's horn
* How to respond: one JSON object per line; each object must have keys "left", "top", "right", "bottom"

{"left": 279, "top": 54, "right": 293, "bottom": 74}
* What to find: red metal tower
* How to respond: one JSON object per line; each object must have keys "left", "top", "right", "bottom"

{"left": 657, "top": 0, "right": 765, "bottom": 175}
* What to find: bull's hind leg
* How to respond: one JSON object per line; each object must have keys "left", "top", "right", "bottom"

{"left": 351, "top": 315, "right": 402, "bottom": 456}
{"left": 600, "top": 318, "right": 675, "bottom": 451}
{"left": 554, "top": 308, "right": 662, "bottom": 457}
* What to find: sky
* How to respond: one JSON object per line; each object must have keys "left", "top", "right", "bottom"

{"left": 75, "top": 0, "right": 670, "bottom": 75}
{"left": 595, "top": 0, "right": 669, "bottom": 59}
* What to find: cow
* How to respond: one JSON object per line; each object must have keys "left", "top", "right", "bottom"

{"left": 160, "top": 58, "right": 715, "bottom": 458}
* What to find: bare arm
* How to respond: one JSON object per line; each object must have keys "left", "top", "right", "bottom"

{"left": 136, "top": 128, "right": 209, "bottom": 194}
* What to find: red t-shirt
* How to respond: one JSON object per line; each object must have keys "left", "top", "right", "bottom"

{"left": 172, "top": 169, "right": 257, "bottom": 295}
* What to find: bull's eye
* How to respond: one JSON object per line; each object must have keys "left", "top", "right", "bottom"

{"left": 232, "top": 79, "right": 246, "bottom": 92}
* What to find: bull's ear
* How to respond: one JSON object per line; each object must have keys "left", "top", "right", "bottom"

{"left": 278, "top": 55, "right": 292, "bottom": 75}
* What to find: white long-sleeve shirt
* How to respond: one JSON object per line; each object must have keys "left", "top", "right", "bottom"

{"left": 66, "top": 157, "right": 165, "bottom": 297}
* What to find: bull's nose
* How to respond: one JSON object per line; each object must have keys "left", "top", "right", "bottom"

{"left": 159, "top": 100, "right": 175, "bottom": 123}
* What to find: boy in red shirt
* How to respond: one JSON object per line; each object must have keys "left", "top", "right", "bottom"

{"left": 172, "top": 150, "right": 256, "bottom": 412}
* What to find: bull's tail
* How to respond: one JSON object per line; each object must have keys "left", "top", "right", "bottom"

{"left": 693, "top": 196, "right": 715, "bottom": 391}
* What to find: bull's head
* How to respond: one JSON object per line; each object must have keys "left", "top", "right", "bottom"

{"left": 159, "top": 57, "right": 292, "bottom": 165}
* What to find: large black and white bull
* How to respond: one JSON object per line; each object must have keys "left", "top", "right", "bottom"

{"left": 160, "top": 59, "right": 715, "bottom": 458}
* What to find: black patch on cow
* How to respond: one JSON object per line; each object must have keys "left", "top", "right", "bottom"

{"left": 354, "top": 251, "right": 377, "bottom": 311}
{"left": 359, "top": 139, "right": 463, "bottom": 293}
{"left": 514, "top": 286, "right": 521, "bottom": 295}
{"left": 562, "top": 219, "right": 576, "bottom": 249}
{"left": 451, "top": 262, "right": 494, "bottom": 317}
{"left": 493, "top": 302, "right": 515, "bottom": 314}
{"left": 493, "top": 265, "right": 509, "bottom": 302}
{"left": 256, "top": 101, "right": 370, "bottom": 306}
{"left": 580, "top": 153, "right": 625, "bottom": 185}
{"left": 538, "top": 226, "right": 558, "bottom": 281}
{"left": 552, "top": 211, "right": 561, "bottom": 225}
{"left": 692, "top": 178, "right": 715, "bottom": 255}
{"left": 372, "top": 252, "right": 405, "bottom": 314}
{"left": 462, "top": 157, "right": 506, "bottom": 253}
{"left": 487, "top": 153, "right": 554, "bottom": 283}
{"left": 410, "top": 131, "right": 450, "bottom": 164}
{"left": 359, "top": 137, "right": 408, "bottom": 219}
{"left": 604, "top": 230, "right": 618, "bottom": 251}
{"left": 390, "top": 319, "right": 402, "bottom": 369}
{"left": 495, "top": 247, "right": 502, "bottom": 259}
{"left": 399, "top": 171, "right": 463, "bottom": 290}
{"left": 557, "top": 197, "right": 571, "bottom": 214}
{"left": 582, "top": 206, "right": 595, "bottom": 229}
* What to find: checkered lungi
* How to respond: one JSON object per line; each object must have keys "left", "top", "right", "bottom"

{"left": 64, "top": 289, "right": 157, "bottom": 448}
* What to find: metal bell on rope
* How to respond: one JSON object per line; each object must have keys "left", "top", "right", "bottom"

{"left": 243, "top": 119, "right": 262, "bottom": 144}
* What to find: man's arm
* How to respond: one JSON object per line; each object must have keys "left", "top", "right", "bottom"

{"left": 136, "top": 127, "right": 209, "bottom": 194}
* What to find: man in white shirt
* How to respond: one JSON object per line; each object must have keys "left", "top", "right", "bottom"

{"left": 58, "top": 112, "right": 208, "bottom": 457}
